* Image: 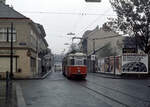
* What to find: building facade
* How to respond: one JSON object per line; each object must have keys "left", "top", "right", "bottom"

{"left": 81, "top": 26, "right": 123, "bottom": 58}
{"left": 80, "top": 26, "right": 123, "bottom": 72}
{"left": 0, "top": 2, "right": 51, "bottom": 78}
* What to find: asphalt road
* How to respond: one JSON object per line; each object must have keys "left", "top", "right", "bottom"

{"left": 19, "top": 71, "right": 150, "bottom": 107}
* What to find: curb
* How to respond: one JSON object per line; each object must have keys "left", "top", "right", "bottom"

{"left": 16, "top": 82, "right": 26, "bottom": 107}
{"left": 93, "top": 72, "right": 150, "bottom": 80}
{"left": 40, "top": 70, "right": 53, "bottom": 79}
{"left": 90, "top": 72, "right": 123, "bottom": 79}
{"left": 14, "top": 70, "right": 52, "bottom": 80}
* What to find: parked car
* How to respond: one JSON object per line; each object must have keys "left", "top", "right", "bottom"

{"left": 54, "top": 64, "right": 62, "bottom": 71}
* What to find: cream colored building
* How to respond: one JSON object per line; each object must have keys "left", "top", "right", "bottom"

{"left": 80, "top": 26, "right": 123, "bottom": 72}
{"left": 81, "top": 26, "right": 123, "bottom": 58}
{"left": 0, "top": 2, "right": 50, "bottom": 78}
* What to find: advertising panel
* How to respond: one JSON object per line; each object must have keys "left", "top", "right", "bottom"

{"left": 98, "top": 56, "right": 121, "bottom": 75}
{"left": 122, "top": 54, "right": 148, "bottom": 74}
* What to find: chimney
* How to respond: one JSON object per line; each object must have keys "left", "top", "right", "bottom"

{"left": 0, "top": 0, "right": 6, "bottom": 4}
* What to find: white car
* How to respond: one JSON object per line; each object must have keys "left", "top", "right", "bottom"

{"left": 54, "top": 64, "right": 62, "bottom": 71}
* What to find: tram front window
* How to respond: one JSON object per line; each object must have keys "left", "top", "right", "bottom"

{"left": 70, "top": 59, "right": 74, "bottom": 65}
{"left": 75, "top": 59, "right": 84, "bottom": 65}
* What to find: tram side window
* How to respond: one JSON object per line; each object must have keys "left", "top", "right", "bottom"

{"left": 70, "top": 59, "right": 74, "bottom": 65}
{"left": 84, "top": 59, "right": 86, "bottom": 65}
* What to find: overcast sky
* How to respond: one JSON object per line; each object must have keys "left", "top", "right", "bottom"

{"left": 6, "top": 0, "right": 115, "bottom": 54}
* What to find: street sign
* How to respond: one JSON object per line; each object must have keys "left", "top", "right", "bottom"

{"left": 85, "top": 0, "right": 101, "bottom": 2}
{"left": 91, "top": 55, "right": 96, "bottom": 60}
{"left": 122, "top": 48, "right": 137, "bottom": 53}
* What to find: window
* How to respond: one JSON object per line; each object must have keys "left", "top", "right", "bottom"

{"left": 0, "top": 28, "right": 7, "bottom": 41}
{"left": 8, "top": 29, "right": 16, "bottom": 42}
{"left": 75, "top": 59, "right": 84, "bottom": 65}
{"left": 30, "top": 30, "right": 37, "bottom": 48}
{"left": 70, "top": 59, "right": 74, "bottom": 65}
{"left": 74, "top": 56, "right": 87, "bottom": 65}
{"left": 0, "top": 28, "right": 16, "bottom": 42}
{"left": 84, "top": 59, "right": 87, "bottom": 65}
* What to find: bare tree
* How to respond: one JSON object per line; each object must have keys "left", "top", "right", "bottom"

{"left": 107, "top": 0, "right": 150, "bottom": 54}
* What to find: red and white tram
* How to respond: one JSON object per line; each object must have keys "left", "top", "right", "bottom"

{"left": 62, "top": 52, "right": 87, "bottom": 79}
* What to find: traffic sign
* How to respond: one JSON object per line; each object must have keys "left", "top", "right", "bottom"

{"left": 91, "top": 55, "right": 96, "bottom": 60}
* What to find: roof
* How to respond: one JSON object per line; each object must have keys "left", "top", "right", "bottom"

{"left": 34, "top": 23, "right": 48, "bottom": 47}
{"left": 0, "top": 2, "right": 27, "bottom": 19}
{"left": 35, "top": 23, "right": 46, "bottom": 37}
{"left": 82, "top": 26, "right": 99, "bottom": 39}
{"left": 68, "top": 52, "right": 86, "bottom": 57}
{"left": 82, "top": 30, "right": 92, "bottom": 38}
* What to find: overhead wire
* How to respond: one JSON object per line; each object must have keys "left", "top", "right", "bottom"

{"left": 19, "top": 8, "right": 116, "bottom": 46}
{"left": 76, "top": 7, "right": 113, "bottom": 37}
{"left": 72, "top": 3, "right": 86, "bottom": 34}
{"left": 19, "top": 11, "right": 116, "bottom": 16}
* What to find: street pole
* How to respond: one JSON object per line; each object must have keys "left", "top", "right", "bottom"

{"left": 36, "top": 38, "right": 39, "bottom": 77}
{"left": 10, "top": 22, "right": 14, "bottom": 79}
{"left": 93, "top": 39, "right": 96, "bottom": 73}
{"left": 114, "top": 56, "right": 116, "bottom": 76}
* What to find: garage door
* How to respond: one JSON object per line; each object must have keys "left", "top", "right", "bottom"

{"left": 0, "top": 57, "right": 16, "bottom": 72}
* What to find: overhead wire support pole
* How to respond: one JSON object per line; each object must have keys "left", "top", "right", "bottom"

{"left": 92, "top": 39, "right": 96, "bottom": 73}
{"left": 10, "top": 22, "right": 14, "bottom": 79}
{"left": 93, "top": 39, "right": 96, "bottom": 54}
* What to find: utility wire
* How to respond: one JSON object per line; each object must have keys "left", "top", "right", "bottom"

{"left": 76, "top": 8, "right": 113, "bottom": 36}
{"left": 72, "top": 3, "right": 87, "bottom": 33}
{"left": 19, "top": 11, "right": 116, "bottom": 16}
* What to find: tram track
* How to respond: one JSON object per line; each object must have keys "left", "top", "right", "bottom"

{"left": 71, "top": 80, "right": 131, "bottom": 107}
{"left": 88, "top": 73, "right": 150, "bottom": 101}
{"left": 87, "top": 74, "right": 150, "bottom": 106}
{"left": 78, "top": 82, "right": 131, "bottom": 107}
{"left": 70, "top": 75, "right": 150, "bottom": 107}
{"left": 86, "top": 79, "right": 150, "bottom": 103}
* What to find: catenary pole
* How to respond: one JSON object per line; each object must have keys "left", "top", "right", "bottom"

{"left": 10, "top": 22, "right": 14, "bottom": 79}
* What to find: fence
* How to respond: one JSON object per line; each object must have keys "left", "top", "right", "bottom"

{"left": 0, "top": 72, "right": 16, "bottom": 107}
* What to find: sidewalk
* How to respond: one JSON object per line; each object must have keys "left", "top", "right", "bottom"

{"left": 14, "top": 69, "right": 53, "bottom": 80}
{"left": 94, "top": 72, "right": 150, "bottom": 79}
{"left": 31, "top": 70, "right": 53, "bottom": 80}
{"left": 15, "top": 69, "right": 53, "bottom": 107}
{"left": 16, "top": 82, "right": 26, "bottom": 107}
{"left": 91, "top": 72, "right": 122, "bottom": 79}
{"left": 0, "top": 69, "right": 53, "bottom": 107}
{"left": 0, "top": 80, "right": 17, "bottom": 107}
{"left": 0, "top": 81, "right": 6, "bottom": 107}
